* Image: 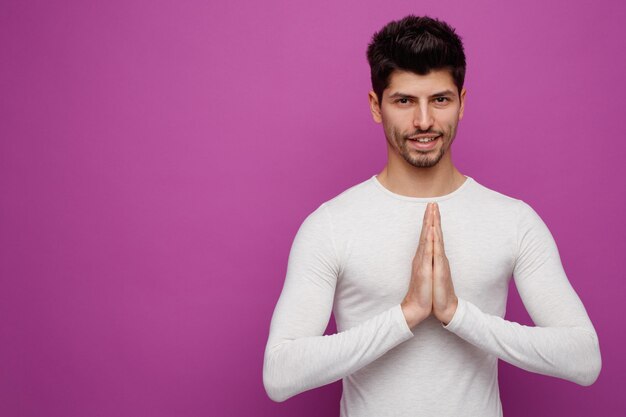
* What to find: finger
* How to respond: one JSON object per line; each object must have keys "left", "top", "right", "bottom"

{"left": 418, "top": 203, "right": 433, "bottom": 248}
{"left": 433, "top": 217, "right": 448, "bottom": 278}
{"left": 433, "top": 222, "right": 443, "bottom": 264}
{"left": 434, "top": 203, "right": 445, "bottom": 250}
{"left": 422, "top": 223, "right": 434, "bottom": 270}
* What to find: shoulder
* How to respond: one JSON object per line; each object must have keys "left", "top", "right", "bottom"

{"left": 306, "top": 176, "right": 380, "bottom": 223}
{"left": 468, "top": 178, "right": 554, "bottom": 237}
{"left": 297, "top": 176, "right": 376, "bottom": 229}
{"left": 321, "top": 176, "right": 377, "bottom": 210}
{"left": 459, "top": 178, "right": 528, "bottom": 222}
{"left": 467, "top": 178, "right": 522, "bottom": 207}
{"left": 463, "top": 178, "right": 549, "bottom": 232}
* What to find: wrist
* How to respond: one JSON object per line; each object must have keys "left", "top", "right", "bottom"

{"left": 440, "top": 297, "right": 459, "bottom": 326}
{"left": 401, "top": 302, "right": 428, "bottom": 329}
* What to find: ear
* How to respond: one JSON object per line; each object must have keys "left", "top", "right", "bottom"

{"left": 368, "top": 90, "right": 382, "bottom": 123}
{"left": 458, "top": 87, "right": 466, "bottom": 120}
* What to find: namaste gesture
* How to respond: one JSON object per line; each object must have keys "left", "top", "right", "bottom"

{"left": 401, "top": 202, "right": 459, "bottom": 328}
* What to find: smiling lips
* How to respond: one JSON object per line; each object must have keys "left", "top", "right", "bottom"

{"left": 407, "top": 135, "right": 440, "bottom": 150}
{"left": 408, "top": 135, "right": 439, "bottom": 143}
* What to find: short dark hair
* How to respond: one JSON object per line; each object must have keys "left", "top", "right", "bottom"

{"left": 366, "top": 15, "right": 466, "bottom": 104}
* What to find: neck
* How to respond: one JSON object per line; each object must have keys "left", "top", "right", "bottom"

{"left": 377, "top": 151, "right": 466, "bottom": 198}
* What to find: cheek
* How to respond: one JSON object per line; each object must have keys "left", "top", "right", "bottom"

{"left": 381, "top": 114, "right": 400, "bottom": 136}
{"left": 383, "top": 123, "right": 400, "bottom": 142}
{"left": 384, "top": 112, "right": 412, "bottom": 131}
{"left": 439, "top": 113, "right": 459, "bottom": 133}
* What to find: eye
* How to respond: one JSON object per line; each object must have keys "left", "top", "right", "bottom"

{"left": 395, "top": 98, "right": 412, "bottom": 105}
{"left": 434, "top": 97, "right": 450, "bottom": 104}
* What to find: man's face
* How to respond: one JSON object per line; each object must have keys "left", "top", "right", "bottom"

{"left": 368, "top": 69, "right": 466, "bottom": 168}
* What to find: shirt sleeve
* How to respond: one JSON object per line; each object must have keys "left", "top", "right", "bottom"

{"left": 263, "top": 203, "right": 414, "bottom": 402}
{"left": 442, "top": 200, "right": 602, "bottom": 386}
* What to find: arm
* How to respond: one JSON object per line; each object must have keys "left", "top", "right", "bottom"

{"left": 263, "top": 204, "right": 414, "bottom": 402}
{"left": 442, "top": 200, "right": 601, "bottom": 386}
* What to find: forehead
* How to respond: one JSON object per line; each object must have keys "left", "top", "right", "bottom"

{"left": 385, "top": 69, "right": 456, "bottom": 97}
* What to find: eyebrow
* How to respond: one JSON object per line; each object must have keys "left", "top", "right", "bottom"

{"left": 388, "top": 89, "right": 456, "bottom": 99}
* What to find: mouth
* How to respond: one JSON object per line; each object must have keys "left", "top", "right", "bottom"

{"left": 406, "top": 135, "right": 441, "bottom": 150}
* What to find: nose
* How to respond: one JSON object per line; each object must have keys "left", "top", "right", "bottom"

{"left": 413, "top": 104, "right": 434, "bottom": 131}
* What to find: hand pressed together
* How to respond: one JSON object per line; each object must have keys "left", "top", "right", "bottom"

{"left": 401, "top": 202, "right": 458, "bottom": 328}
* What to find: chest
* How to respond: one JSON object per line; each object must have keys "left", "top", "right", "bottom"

{"left": 335, "top": 212, "right": 516, "bottom": 315}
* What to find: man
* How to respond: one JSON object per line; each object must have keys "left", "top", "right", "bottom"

{"left": 263, "top": 15, "right": 601, "bottom": 416}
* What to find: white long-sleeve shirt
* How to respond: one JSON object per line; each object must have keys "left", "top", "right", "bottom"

{"left": 263, "top": 175, "right": 601, "bottom": 417}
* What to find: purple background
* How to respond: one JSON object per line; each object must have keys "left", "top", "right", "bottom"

{"left": 1, "top": 0, "right": 625, "bottom": 416}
